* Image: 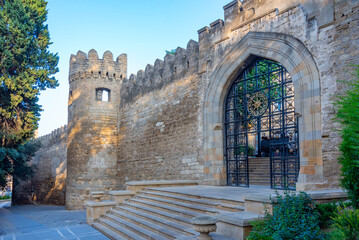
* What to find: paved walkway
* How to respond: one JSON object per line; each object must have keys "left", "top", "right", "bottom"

{"left": 0, "top": 201, "right": 108, "bottom": 240}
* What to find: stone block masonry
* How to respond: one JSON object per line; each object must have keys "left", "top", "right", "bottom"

{"left": 12, "top": 126, "right": 67, "bottom": 205}
{"left": 66, "top": 50, "right": 127, "bottom": 210}
{"left": 13, "top": 0, "right": 359, "bottom": 208}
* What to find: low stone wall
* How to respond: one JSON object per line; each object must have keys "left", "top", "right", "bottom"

{"left": 12, "top": 126, "right": 68, "bottom": 205}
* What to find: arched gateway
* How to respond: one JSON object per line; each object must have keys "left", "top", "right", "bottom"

{"left": 224, "top": 57, "right": 299, "bottom": 189}
{"left": 203, "top": 32, "right": 323, "bottom": 191}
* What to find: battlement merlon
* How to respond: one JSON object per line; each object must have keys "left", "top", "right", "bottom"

{"left": 69, "top": 49, "right": 127, "bottom": 83}
{"left": 198, "top": 0, "right": 334, "bottom": 43}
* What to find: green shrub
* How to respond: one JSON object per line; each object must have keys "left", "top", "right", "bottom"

{"left": 325, "top": 226, "right": 345, "bottom": 240}
{"left": 247, "top": 191, "right": 324, "bottom": 240}
{"left": 0, "top": 195, "right": 11, "bottom": 200}
{"left": 333, "top": 65, "right": 359, "bottom": 208}
{"left": 315, "top": 201, "right": 348, "bottom": 229}
{"left": 332, "top": 204, "right": 359, "bottom": 240}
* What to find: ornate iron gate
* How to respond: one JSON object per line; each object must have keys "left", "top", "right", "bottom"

{"left": 224, "top": 58, "right": 299, "bottom": 190}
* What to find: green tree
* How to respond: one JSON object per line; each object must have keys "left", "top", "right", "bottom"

{"left": 334, "top": 65, "right": 359, "bottom": 209}
{"left": 0, "top": 0, "right": 59, "bottom": 187}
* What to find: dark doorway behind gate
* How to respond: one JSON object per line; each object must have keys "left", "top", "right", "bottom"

{"left": 224, "top": 57, "right": 299, "bottom": 190}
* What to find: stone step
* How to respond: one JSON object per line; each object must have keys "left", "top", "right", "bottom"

{"left": 105, "top": 214, "right": 169, "bottom": 240}
{"left": 147, "top": 188, "right": 244, "bottom": 207}
{"left": 92, "top": 222, "right": 127, "bottom": 240}
{"left": 248, "top": 165, "right": 270, "bottom": 169}
{"left": 98, "top": 218, "right": 147, "bottom": 240}
{"left": 141, "top": 191, "right": 244, "bottom": 212}
{"left": 130, "top": 198, "right": 200, "bottom": 218}
{"left": 136, "top": 195, "right": 227, "bottom": 215}
{"left": 111, "top": 209, "right": 191, "bottom": 239}
{"left": 251, "top": 183, "right": 271, "bottom": 186}
{"left": 118, "top": 205, "right": 197, "bottom": 235}
{"left": 249, "top": 176, "right": 270, "bottom": 179}
{"left": 124, "top": 202, "right": 193, "bottom": 226}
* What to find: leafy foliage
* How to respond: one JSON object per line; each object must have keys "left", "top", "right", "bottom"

{"left": 247, "top": 191, "right": 324, "bottom": 240}
{"left": 333, "top": 65, "right": 359, "bottom": 208}
{"left": 332, "top": 204, "right": 359, "bottom": 240}
{"left": 0, "top": 194, "right": 11, "bottom": 200}
{"left": 315, "top": 202, "right": 341, "bottom": 229}
{"left": 0, "top": 0, "right": 58, "bottom": 187}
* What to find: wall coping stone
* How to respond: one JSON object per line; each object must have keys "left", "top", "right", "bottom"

{"left": 85, "top": 200, "right": 116, "bottom": 207}
{"left": 223, "top": 0, "right": 237, "bottom": 10}
{"left": 243, "top": 189, "right": 348, "bottom": 203}
{"left": 108, "top": 190, "right": 135, "bottom": 196}
{"left": 216, "top": 211, "right": 263, "bottom": 227}
{"left": 91, "top": 191, "right": 105, "bottom": 195}
{"left": 125, "top": 180, "right": 198, "bottom": 186}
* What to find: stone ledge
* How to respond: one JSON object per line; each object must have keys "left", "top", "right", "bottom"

{"left": 307, "top": 189, "right": 347, "bottom": 200}
{"left": 85, "top": 200, "right": 116, "bottom": 207}
{"left": 244, "top": 189, "right": 347, "bottom": 203}
{"left": 216, "top": 211, "right": 263, "bottom": 227}
{"left": 126, "top": 180, "right": 198, "bottom": 192}
{"left": 126, "top": 180, "right": 198, "bottom": 186}
{"left": 108, "top": 190, "right": 135, "bottom": 196}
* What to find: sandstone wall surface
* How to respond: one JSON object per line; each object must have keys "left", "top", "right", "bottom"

{"left": 116, "top": 0, "right": 359, "bottom": 189}
{"left": 13, "top": 0, "right": 359, "bottom": 207}
{"left": 12, "top": 126, "right": 67, "bottom": 205}
{"left": 66, "top": 50, "right": 126, "bottom": 209}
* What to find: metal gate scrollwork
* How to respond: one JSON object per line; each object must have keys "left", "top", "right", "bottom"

{"left": 224, "top": 58, "right": 299, "bottom": 190}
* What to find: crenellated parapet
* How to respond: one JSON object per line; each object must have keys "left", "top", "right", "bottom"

{"left": 69, "top": 49, "right": 127, "bottom": 83}
{"left": 196, "top": 0, "right": 334, "bottom": 73}
{"left": 120, "top": 39, "right": 199, "bottom": 105}
{"left": 36, "top": 125, "right": 68, "bottom": 147}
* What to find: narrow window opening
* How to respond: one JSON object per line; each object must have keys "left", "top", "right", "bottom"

{"left": 174, "top": 67, "right": 177, "bottom": 74}
{"left": 96, "top": 88, "right": 111, "bottom": 102}
{"left": 187, "top": 61, "right": 190, "bottom": 68}
{"left": 98, "top": 71, "right": 101, "bottom": 75}
{"left": 120, "top": 74, "right": 123, "bottom": 79}
{"left": 102, "top": 90, "right": 109, "bottom": 101}
{"left": 106, "top": 72, "right": 109, "bottom": 77}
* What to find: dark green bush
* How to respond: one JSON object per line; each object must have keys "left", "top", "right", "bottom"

{"left": 247, "top": 191, "right": 324, "bottom": 240}
{"left": 333, "top": 65, "right": 359, "bottom": 208}
{"left": 0, "top": 195, "right": 11, "bottom": 200}
{"left": 315, "top": 202, "right": 344, "bottom": 229}
{"left": 332, "top": 204, "right": 359, "bottom": 240}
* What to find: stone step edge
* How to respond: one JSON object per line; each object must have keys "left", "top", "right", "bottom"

{"left": 98, "top": 218, "right": 147, "bottom": 240}
{"left": 104, "top": 214, "right": 168, "bottom": 240}
{"left": 146, "top": 187, "right": 244, "bottom": 205}
{"left": 118, "top": 205, "right": 197, "bottom": 235}
{"left": 130, "top": 198, "right": 200, "bottom": 218}
{"left": 124, "top": 202, "right": 193, "bottom": 225}
{"left": 110, "top": 209, "right": 190, "bottom": 238}
{"left": 141, "top": 191, "right": 244, "bottom": 211}
{"left": 92, "top": 222, "right": 127, "bottom": 240}
{"left": 136, "top": 194, "right": 225, "bottom": 214}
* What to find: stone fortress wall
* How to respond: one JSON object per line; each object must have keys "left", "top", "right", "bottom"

{"left": 12, "top": 0, "right": 359, "bottom": 208}
{"left": 12, "top": 126, "right": 67, "bottom": 205}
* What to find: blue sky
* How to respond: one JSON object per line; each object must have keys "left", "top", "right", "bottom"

{"left": 38, "top": 0, "right": 230, "bottom": 136}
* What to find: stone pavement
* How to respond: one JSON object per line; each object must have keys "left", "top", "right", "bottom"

{"left": 0, "top": 201, "right": 108, "bottom": 240}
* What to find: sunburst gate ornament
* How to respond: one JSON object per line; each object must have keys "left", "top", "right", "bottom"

{"left": 247, "top": 91, "right": 268, "bottom": 117}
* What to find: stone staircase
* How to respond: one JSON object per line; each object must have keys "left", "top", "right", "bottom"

{"left": 248, "top": 157, "right": 270, "bottom": 186}
{"left": 91, "top": 188, "right": 244, "bottom": 239}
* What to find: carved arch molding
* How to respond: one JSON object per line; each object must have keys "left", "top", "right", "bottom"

{"left": 203, "top": 32, "right": 323, "bottom": 191}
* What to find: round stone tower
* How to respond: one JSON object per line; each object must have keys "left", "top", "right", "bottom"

{"left": 66, "top": 49, "right": 127, "bottom": 210}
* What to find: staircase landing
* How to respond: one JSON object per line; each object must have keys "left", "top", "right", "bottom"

{"left": 91, "top": 185, "right": 347, "bottom": 240}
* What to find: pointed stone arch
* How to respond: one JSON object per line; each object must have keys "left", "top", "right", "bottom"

{"left": 203, "top": 32, "right": 323, "bottom": 191}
